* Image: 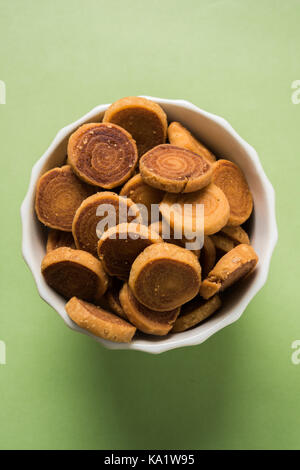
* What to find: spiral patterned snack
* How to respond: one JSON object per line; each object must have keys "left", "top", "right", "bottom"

{"left": 199, "top": 244, "right": 258, "bottom": 299}
{"left": 129, "top": 243, "right": 201, "bottom": 311}
{"left": 160, "top": 183, "right": 230, "bottom": 237}
{"left": 172, "top": 295, "right": 221, "bottom": 333}
{"left": 98, "top": 223, "right": 162, "bottom": 280}
{"left": 46, "top": 229, "right": 76, "bottom": 253}
{"left": 119, "top": 283, "right": 180, "bottom": 336}
{"left": 120, "top": 173, "right": 164, "bottom": 223}
{"left": 212, "top": 159, "right": 253, "bottom": 226}
{"left": 103, "top": 96, "right": 167, "bottom": 157}
{"left": 41, "top": 247, "right": 108, "bottom": 302}
{"left": 168, "top": 121, "right": 216, "bottom": 164}
{"left": 66, "top": 297, "right": 136, "bottom": 343}
{"left": 72, "top": 192, "right": 140, "bottom": 257}
{"left": 140, "top": 144, "right": 213, "bottom": 193}
{"left": 67, "top": 123, "right": 138, "bottom": 188}
{"left": 35, "top": 165, "right": 94, "bottom": 231}
{"left": 149, "top": 220, "right": 201, "bottom": 257}
{"left": 199, "top": 236, "right": 216, "bottom": 278}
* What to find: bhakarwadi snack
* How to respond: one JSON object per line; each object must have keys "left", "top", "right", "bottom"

{"left": 103, "top": 96, "right": 167, "bottom": 156}
{"left": 160, "top": 183, "right": 230, "bottom": 236}
{"left": 199, "top": 244, "right": 258, "bottom": 299}
{"left": 221, "top": 225, "right": 250, "bottom": 245}
{"left": 97, "top": 223, "right": 162, "bottom": 280}
{"left": 149, "top": 220, "right": 201, "bottom": 257}
{"left": 119, "top": 283, "right": 180, "bottom": 335}
{"left": 212, "top": 159, "right": 253, "bottom": 226}
{"left": 211, "top": 233, "right": 236, "bottom": 253}
{"left": 72, "top": 192, "right": 140, "bottom": 257}
{"left": 67, "top": 123, "right": 138, "bottom": 189}
{"left": 66, "top": 297, "right": 136, "bottom": 342}
{"left": 97, "top": 278, "right": 127, "bottom": 319}
{"left": 172, "top": 295, "right": 221, "bottom": 332}
{"left": 46, "top": 229, "right": 76, "bottom": 253}
{"left": 168, "top": 121, "right": 216, "bottom": 164}
{"left": 129, "top": 243, "right": 201, "bottom": 311}
{"left": 35, "top": 165, "right": 94, "bottom": 231}
{"left": 120, "top": 173, "right": 164, "bottom": 222}
{"left": 199, "top": 236, "right": 216, "bottom": 278}
{"left": 140, "top": 144, "right": 213, "bottom": 193}
{"left": 41, "top": 247, "right": 108, "bottom": 302}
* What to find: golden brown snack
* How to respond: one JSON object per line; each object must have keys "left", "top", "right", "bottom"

{"left": 221, "top": 225, "right": 250, "bottom": 245}
{"left": 35, "top": 165, "right": 94, "bottom": 231}
{"left": 212, "top": 159, "right": 253, "bottom": 226}
{"left": 66, "top": 297, "right": 136, "bottom": 343}
{"left": 199, "top": 236, "right": 216, "bottom": 278}
{"left": 168, "top": 121, "right": 216, "bottom": 164}
{"left": 129, "top": 243, "right": 201, "bottom": 311}
{"left": 172, "top": 295, "right": 221, "bottom": 332}
{"left": 140, "top": 144, "right": 213, "bottom": 193}
{"left": 103, "top": 96, "right": 167, "bottom": 157}
{"left": 67, "top": 122, "right": 138, "bottom": 188}
{"left": 97, "top": 223, "right": 162, "bottom": 280}
{"left": 160, "top": 183, "right": 230, "bottom": 237}
{"left": 96, "top": 278, "right": 127, "bottom": 319}
{"left": 119, "top": 283, "right": 180, "bottom": 336}
{"left": 149, "top": 220, "right": 201, "bottom": 257}
{"left": 41, "top": 247, "right": 108, "bottom": 302}
{"left": 211, "top": 233, "right": 235, "bottom": 253}
{"left": 72, "top": 192, "right": 140, "bottom": 257}
{"left": 46, "top": 229, "right": 76, "bottom": 253}
{"left": 199, "top": 244, "right": 258, "bottom": 299}
{"left": 120, "top": 173, "right": 164, "bottom": 223}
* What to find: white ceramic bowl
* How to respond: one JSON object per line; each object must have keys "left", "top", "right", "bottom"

{"left": 21, "top": 96, "right": 277, "bottom": 354}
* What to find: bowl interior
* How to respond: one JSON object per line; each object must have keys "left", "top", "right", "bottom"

{"left": 21, "top": 97, "right": 276, "bottom": 353}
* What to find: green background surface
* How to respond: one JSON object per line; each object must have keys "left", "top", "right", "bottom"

{"left": 0, "top": 0, "right": 299, "bottom": 450}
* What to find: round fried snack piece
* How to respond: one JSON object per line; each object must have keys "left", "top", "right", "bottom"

{"left": 119, "top": 283, "right": 180, "bottom": 336}
{"left": 168, "top": 122, "right": 216, "bottom": 164}
{"left": 46, "top": 229, "right": 76, "bottom": 253}
{"left": 120, "top": 173, "right": 164, "bottom": 223}
{"left": 97, "top": 278, "right": 127, "bottom": 319}
{"left": 98, "top": 223, "right": 162, "bottom": 280}
{"left": 67, "top": 123, "right": 138, "bottom": 188}
{"left": 103, "top": 96, "right": 167, "bottom": 157}
{"left": 199, "top": 244, "right": 258, "bottom": 299}
{"left": 211, "top": 233, "right": 236, "bottom": 253}
{"left": 41, "top": 247, "right": 108, "bottom": 302}
{"left": 35, "top": 165, "right": 94, "bottom": 231}
{"left": 172, "top": 295, "right": 221, "bottom": 333}
{"left": 199, "top": 236, "right": 216, "bottom": 278}
{"left": 140, "top": 144, "right": 213, "bottom": 193}
{"left": 66, "top": 297, "right": 136, "bottom": 343}
{"left": 72, "top": 192, "right": 140, "bottom": 257}
{"left": 129, "top": 243, "right": 201, "bottom": 311}
{"left": 160, "top": 183, "right": 230, "bottom": 237}
{"left": 212, "top": 159, "right": 253, "bottom": 226}
{"left": 221, "top": 225, "right": 250, "bottom": 245}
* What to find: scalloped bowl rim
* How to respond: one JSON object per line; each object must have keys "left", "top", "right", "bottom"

{"left": 21, "top": 96, "right": 278, "bottom": 354}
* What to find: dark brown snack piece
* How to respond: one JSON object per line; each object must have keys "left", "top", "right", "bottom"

{"left": 67, "top": 122, "right": 138, "bottom": 188}
{"left": 172, "top": 295, "right": 221, "bottom": 332}
{"left": 119, "top": 283, "right": 180, "bottom": 336}
{"left": 72, "top": 192, "right": 140, "bottom": 257}
{"left": 129, "top": 243, "right": 201, "bottom": 311}
{"left": 66, "top": 297, "right": 136, "bottom": 343}
{"left": 35, "top": 165, "right": 94, "bottom": 231}
{"left": 97, "top": 223, "right": 162, "bottom": 280}
{"left": 41, "top": 247, "right": 108, "bottom": 302}
{"left": 46, "top": 229, "right": 76, "bottom": 253}
{"left": 199, "top": 236, "right": 217, "bottom": 278}
{"left": 103, "top": 96, "right": 168, "bottom": 157}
